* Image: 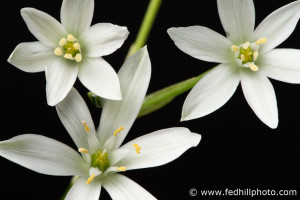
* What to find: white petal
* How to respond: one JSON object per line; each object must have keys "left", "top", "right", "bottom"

{"left": 253, "top": 1, "right": 300, "bottom": 54}
{"left": 109, "top": 149, "right": 130, "bottom": 166}
{"left": 167, "top": 26, "right": 233, "bottom": 63}
{"left": 61, "top": 0, "right": 94, "bottom": 36}
{"left": 65, "top": 177, "right": 101, "bottom": 200}
{"left": 240, "top": 70, "right": 278, "bottom": 128}
{"left": 182, "top": 64, "right": 240, "bottom": 121}
{"left": 81, "top": 23, "right": 129, "bottom": 57}
{"left": 0, "top": 134, "right": 87, "bottom": 176}
{"left": 78, "top": 58, "right": 122, "bottom": 100}
{"left": 56, "top": 88, "right": 100, "bottom": 153}
{"left": 118, "top": 128, "right": 201, "bottom": 170}
{"left": 102, "top": 174, "right": 156, "bottom": 200}
{"left": 98, "top": 47, "right": 151, "bottom": 149}
{"left": 45, "top": 59, "right": 78, "bottom": 106}
{"left": 258, "top": 49, "right": 300, "bottom": 84}
{"left": 217, "top": 0, "right": 255, "bottom": 44}
{"left": 21, "top": 8, "right": 67, "bottom": 48}
{"left": 8, "top": 42, "right": 54, "bottom": 73}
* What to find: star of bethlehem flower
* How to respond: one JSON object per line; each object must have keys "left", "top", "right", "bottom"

{"left": 168, "top": 0, "right": 300, "bottom": 128}
{"left": 0, "top": 47, "right": 201, "bottom": 200}
{"left": 8, "top": 0, "right": 129, "bottom": 106}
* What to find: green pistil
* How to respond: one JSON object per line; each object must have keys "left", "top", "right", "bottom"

{"left": 239, "top": 47, "right": 254, "bottom": 64}
{"left": 91, "top": 150, "right": 110, "bottom": 172}
{"left": 63, "top": 41, "right": 80, "bottom": 58}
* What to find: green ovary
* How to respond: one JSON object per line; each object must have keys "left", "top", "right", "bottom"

{"left": 239, "top": 47, "right": 254, "bottom": 64}
{"left": 63, "top": 41, "right": 80, "bottom": 57}
{"left": 91, "top": 150, "right": 110, "bottom": 172}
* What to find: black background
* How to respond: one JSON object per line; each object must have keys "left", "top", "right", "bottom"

{"left": 1, "top": 0, "right": 300, "bottom": 199}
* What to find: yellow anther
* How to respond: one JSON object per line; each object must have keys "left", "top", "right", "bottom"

{"left": 133, "top": 144, "right": 141, "bottom": 154}
{"left": 54, "top": 47, "right": 63, "bottom": 56}
{"left": 75, "top": 53, "right": 82, "bottom": 62}
{"left": 243, "top": 42, "right": 250, "bottom": 49}
{"left": 113, "top": 127, "right": 124, "bottom": 137}
{"left": 240, "top": 54, "right": 245, "bottom": 62}
{"left": 256, "top": 37, "right": 267, "bottom": 44}
{"left": 231, "top": 45, "right": 239, "bottom": 52}
{"left": 59, "top": 37, "right": 67, "bottom": 46}
{"left": 64, "top": 53, "right": 73, "bottom": 60}
{"left": 86, "top": 174, "right": 95, "bottom": 185}
{"left": 82, "top": 120, "right": 91, "bottom": 133}
{"left": 249, "top": 63, "right": 259, "bottom": 71}
{"left": 253, "top": 51, "right": 259, "bottom": 61}
{"left": 78, "top": 148, "right": 88, "bottom": 154}
{"left": 67, "top": 34, "right": 76, "bottom": 42}
{"left": 74, "top": 43, "right": 80, "bottom": 50}
{"left": 117, "top": 167, "right": 126, "bottom": 172}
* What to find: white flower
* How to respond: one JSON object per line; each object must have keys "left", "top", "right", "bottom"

{"left": 168, "top": 0, "right": 300, "bottom": 128}
{"left": 0, "top": 47, "right": 201, "bottom": 200}
{"left": 8, "top": 0, "right": 129, "bottom": 106}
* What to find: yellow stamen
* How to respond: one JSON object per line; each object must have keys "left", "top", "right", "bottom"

{"left": 253, "top": 51, "right": 259, "bottom": 61}
{"left": 256, "top": 37, "right": 267, "bottom": 44}
{"left": 133, "top": 144, "right": 141, "bottom": 154}
{"left": 82, "top": 120, "right": 90, "bottom": 133}
{"left": 64, "top": 53, "right": 73, "bottom": 60}
{"left": 249, "top": 63, "right": 259, "bottom": 71}
{"left": 240, "top": 54, "right": 245, "bottom": 62}
{"left": 231, "top": 45, "right": 239, "bottom": 52}
{"left": 59, "top": 37, "right": 67, "bottom": 46}
{"left": 243, "top": 42, "right": 250, "bottom": 49}
{"left": 67, "top": 34, "right": 76, "bottom": 42}
{"left": 54, "top": 47, "right": 63, "bottom": 56}
{"left": 74, "top": 43, "right": 80, "bottom": 50}
{"left": 75, "top": 53, "right": 82, "bottom": 62}
{"left": 78, "top": 148, "right": 88, "bottom": 154}
{"left": 86, "top": 174, "right": 95, "bottom": 185}
{"left": 117, "top": 167, "right": 126, "bottom": 172}
{"left": 114, "top": 127, "right": 124, "bottom": 137}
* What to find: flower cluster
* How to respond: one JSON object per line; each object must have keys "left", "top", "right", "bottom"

{"left": 2, "top": 0, "right": 300, "bottom": 199}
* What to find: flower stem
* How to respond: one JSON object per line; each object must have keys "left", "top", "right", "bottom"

{"left": 126, "top": 0, "right": 163, "bottom": 57}
{"left": 138, "top": 70, "right": 209, "bottom": 117}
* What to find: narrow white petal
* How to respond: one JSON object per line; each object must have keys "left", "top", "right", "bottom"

{"left": 56, "top": 88, "right": 100, "bottom": 153}
{"left": 253, "top": 1, "right": 300, "bottom": 53}
{"left": 45, "top": 59, "right": 78, "bottom": 106}
{"left": 98, "top": 47, "right": 151, "bottom": 149}
{"left": 168, "top": 26, "right": 233, "bottom": 63}
{"left": 8, "top": 42, "right": 54, "bottom": 73}
{"left": 240, "top": 70, "right": 278, "bottom": 128}
{"left": 78, "top": 58, "right": 122, "bottom": 100}
{"left": 0, "top": 134, "right": 87, "bottom": 176}
{"left": 118, "top": 128, "right": 201, "bottom": 170}
{"left": 109, "top": 149, "right": 130, "bottom": 166}
{"left": 61, "top": 0, "right": 94, "bottom": 36}
{"left": 21, "top": 8, "right": 67, "bottom": 48}
{"left": 65, "top": 177, "right": 101, "bottom": 200}
{"left": 217, "top": 0, "right": 255, "bottom": 44}
{"left": 81, "top": 23, "right": 129, "bottom": 57}
{"left": 102, "top": 174, "right": 156, "bottom": 200}
{"left": 182, "top": 64, "right": 240, "bottom": 121}
{"left": 258, "top": 49, "right": 300, "bottom": 83}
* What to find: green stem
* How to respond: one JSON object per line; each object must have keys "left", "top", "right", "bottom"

{"left": 138, "top": 70, "right": 209, "bottom": 117}
{"left": 126, "top": 0, "right": 163, "bottom": 57}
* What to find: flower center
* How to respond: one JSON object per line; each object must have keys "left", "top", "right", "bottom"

{"left": 90, "top": 150, "right": 110, "bottom": 172}
{"left": 231, "top": 38, "right": 267, "bottom": 72}
{"left": 54, "top": 34, "right": 82, "bottom": 62}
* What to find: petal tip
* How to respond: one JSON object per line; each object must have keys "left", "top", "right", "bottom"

{"left": 192, "top": 133, "right": 202, "bottom": 147}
